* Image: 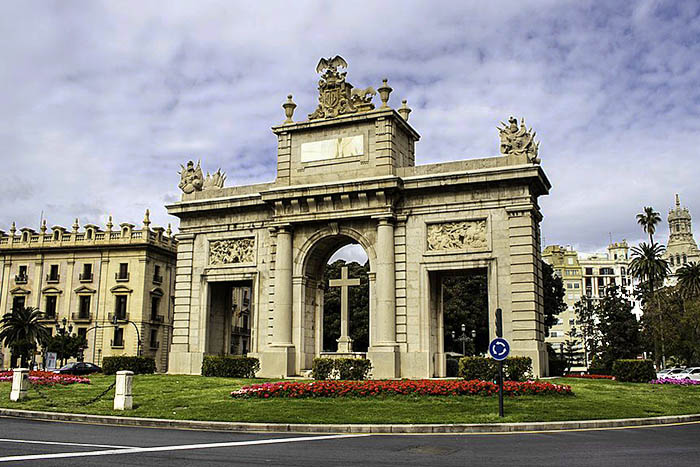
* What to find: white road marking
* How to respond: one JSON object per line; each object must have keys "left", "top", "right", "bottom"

{"left": 0, "top": 433, "right": 370, "bottom": 463}
{"left": 0, "top": 438, "right": 131, "bottom": 449}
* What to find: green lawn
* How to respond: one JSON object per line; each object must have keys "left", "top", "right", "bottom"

{"left": 1, "top": 375, "right": 699, "bottom": 424}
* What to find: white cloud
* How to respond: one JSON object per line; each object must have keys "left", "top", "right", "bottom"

{"left": 1, "top": 0, "right": 698, "bottom": 253}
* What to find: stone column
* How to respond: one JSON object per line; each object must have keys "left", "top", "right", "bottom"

{"left": 367, "top": 217, "right": 399, "bottom": 378}
{"left": 113, "top": 370, "right": 133, "bottom": 410}
{"left": 10, "top": 368, "right": 29, "bottom": 401}
{"left": 260, "top": 225, "right": 296, "bottom": 377}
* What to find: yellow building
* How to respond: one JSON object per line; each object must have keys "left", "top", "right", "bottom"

{"left": 542, "top": 245, "right": 583, "bottom": 353}
{"left": 0, "top": 212, "right": 176, "bottom": 371}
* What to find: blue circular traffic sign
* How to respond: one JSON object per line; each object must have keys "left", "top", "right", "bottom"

{"left": 489, "top": 338, "right": 510, "bottom": 361}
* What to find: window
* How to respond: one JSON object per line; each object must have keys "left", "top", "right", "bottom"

{"left": 151, "top": 296, "right": 160, "bottom": 321}
{"left": 80, "top": 263, "right": 93, "bottom": 281}
{"left": 567, "top": 258, "right": 573, "bottom": 265}
{"left": 16, "top": 265, "right": 28, "bottom": 283}
{"left": 153, "top": 265, "right": 162, "bottom": 283}
{"left": 77, "top": 328, "right": 87, "bottom": 340}
{"left": 116, "top": 263, "right": 129, "bottom": 281}
{"left": 79, "top": 295, "right": 91, "bottom": 318}
{"left": 585, "top": 268, "right": 593, "bottom": 275}
{"left": 574, "top": 283, "right": 580, "bottom": 289}
{"left": 683, "top": 254, "right": 687, "bottom": 264}
{"left": 568, "top": 293, "right": 574, "bottom": 300}
{"left": 112, "top": 328, "right": 124, "bottom": 347}
{"left": 150, "top": 329, "right": 158, "bottom": 349}
{"left": 45, "top": 295, "right": 57, "bottom": 318}
{"left": 670, "top": 257, "right": 675, "bottom": 266}
{"left": 567, "top": 283, "right": 573, "bottom": 289}
{"left": 12, "top": 296, "right": 25, "bottom": 313}
{"left": 47, "top": 264, "right": 60, "bottom": 282}
{"left": 550, "top": 331, "right": 563, "bottom": 338}
{"left": 115, "top": 295, "right": 127, "bottom": 320}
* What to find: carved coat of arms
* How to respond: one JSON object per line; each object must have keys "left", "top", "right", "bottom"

{"left": 178, "top": 160, "right": 204, "bottom": 194}
{"left": 308, "top": 56, "right": 375, "bottom": 119}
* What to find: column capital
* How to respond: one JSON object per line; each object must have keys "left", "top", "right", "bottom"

{"left": 374, "top": 215, "right": 395, "bottom": 226}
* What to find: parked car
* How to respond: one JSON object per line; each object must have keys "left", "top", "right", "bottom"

{"left": 657, "top": 367, "right": 685, "bottom": 379}
{"left": 674, "top": 367, "right": 700, "bottom": 381}
{"left": 53, "top": 362, "right": 102, "bottom": 375}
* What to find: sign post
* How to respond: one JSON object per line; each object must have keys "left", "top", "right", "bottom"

{"left": 489, "top": 308, "right": 509, "bottom": 417}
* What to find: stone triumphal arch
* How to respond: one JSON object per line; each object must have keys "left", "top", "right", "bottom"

{"left": 167, "top": 56, "right": 551, "bottom": 378}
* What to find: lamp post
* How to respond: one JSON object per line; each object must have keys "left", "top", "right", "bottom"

{"left": 55, "top": 318, "right": 73, "bottom": 366}
{"left": 454, "top": 324, "right": 474, "bottom": 356}
{"left": 112, "top": 315, "right": 142, "bottom": 357}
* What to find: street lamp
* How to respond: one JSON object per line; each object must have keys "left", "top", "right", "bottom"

{"left": 112, "top": 315, "right": 142, "bottom": 357}
{"left": 455, "top": 324, "right": 472, "bottom": 356}
{"left": 54, "top": 318, "right": 74, "bottom": 366}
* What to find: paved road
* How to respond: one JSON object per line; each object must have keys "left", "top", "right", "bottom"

{"left": 1, "top": 417, "right": 700, "bottom": 466}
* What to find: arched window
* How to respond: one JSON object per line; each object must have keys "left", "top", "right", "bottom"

{"left": 670, "top": 256, "right": 674, "bottom": 266}
{"left": 683, "top": 254, "right": 687, "bottom": 264}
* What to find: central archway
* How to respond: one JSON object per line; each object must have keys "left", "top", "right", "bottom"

{"left": 294, "top": 227, "right": 376, "bottom": 372}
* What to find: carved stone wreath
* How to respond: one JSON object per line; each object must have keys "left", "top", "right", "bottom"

{"left": 426, "top": 220, "right": 487, "bottom": 251}
{"left": 209, "top": 238, "right": 255, "bottom": 265}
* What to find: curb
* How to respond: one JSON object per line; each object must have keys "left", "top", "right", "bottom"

{"left": 2, "top": 408, "right": 700, "bottom": 434}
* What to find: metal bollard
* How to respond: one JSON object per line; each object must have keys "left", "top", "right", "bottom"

{"left": 113, "top": 370, "right": 133, "bottom": 410}
{"left": 10, "top": 368, "right": 29, "bottom": 402}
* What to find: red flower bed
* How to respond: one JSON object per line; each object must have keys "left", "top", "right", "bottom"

{"left": 563, "top": 374, "right": 615, "bottom": 380}
{"left": 231, "top": 379, "right": 572, "bottom": 399}
{"left": 0, "top": 370, "right": 90, "bottom": 386}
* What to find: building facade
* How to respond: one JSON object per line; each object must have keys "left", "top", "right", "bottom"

{"left": 167, "top": 57, "right": 551, "bottom": 378}
{"left": 664, "top": 194, "right": 700, "bottom": 284}
{"left": 0, "top": 213, "right": 177, "bottom": 371}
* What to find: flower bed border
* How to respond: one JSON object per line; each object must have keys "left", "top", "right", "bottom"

{"left": 650, "top": 378, "right": 700, "bottom": 386}
{"left": 231, "top": 379, "right": 572, "bottom": 399}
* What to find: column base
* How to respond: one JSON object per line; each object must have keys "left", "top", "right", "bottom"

{"left": 167, "top": 351, "right": 204, "bottom": 375}
{"left": 336, "top": 336, "right": 353, "bottom": 353}
{"left": 512, "top": 342, "right": 548, "bottom": 377}
{"left": 367, "top": 345, "right": 400, "bottom": 379}
{"left": 259, "top": 346, "right": 297, "bottom": 378}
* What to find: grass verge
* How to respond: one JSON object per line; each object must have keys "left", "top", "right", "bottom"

{"left": 1, "top": 375, "right": 699, "bottom": 424}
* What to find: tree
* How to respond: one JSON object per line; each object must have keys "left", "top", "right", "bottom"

{"left": 636, "top": 206, "right": 662, "bottom": 244}
{"left": 323, "top": 260, "right": 369, "bottom": 352}
{"left": 542, "top": 261, "right": 567, "bottom": 335}
{"left": 571, "top": 298, "right": 599, "bottom": 368}
{"left": 563, "top": 336, "right": 581, "bottom": 373}
{"left": 677, "top": 262, "right": 700, "bottom": 300}
{"left": 0, "top": 307, "right": 51, "bottom": 368}
{"left": 595, "top": 285, "right": 642, "bottom": 371}
{"left": 629, "top": 242, "right": 670, "bottom": 367}
{"left": 44, "top": 333, "right": 88, "bottom": 366}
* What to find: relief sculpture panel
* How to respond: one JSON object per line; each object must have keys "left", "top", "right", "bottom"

{"left": 209, "top": 238, "right": 255, "bottom": 265}
{"left": 426, "top": 220, "right": 487, "bottom": 251}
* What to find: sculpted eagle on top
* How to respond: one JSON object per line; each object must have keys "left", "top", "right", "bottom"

{"left": 316, "top": 55, "right": 348, "bottom": 74}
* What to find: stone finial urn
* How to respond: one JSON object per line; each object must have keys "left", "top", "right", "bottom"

{"left": 282, "top": 95, "right": 297, "bottom": 124}
{"left": 377, "top": 79, "right": 392, "bottom": 108}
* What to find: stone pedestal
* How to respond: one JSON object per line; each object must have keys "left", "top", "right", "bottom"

{"left": 10, "top": 368, "right": 29, "bottom": 402}
{"left": 259, "top": 346, "right": 296, "bottom": 378}
{"left": 367, "top": 346, "right": 400, "bottom": 379}
{"left": 336, "top": 336, "right": 353, "bottom": 353}
{"left": 114, "top": 370, "right": 133, "bottom": 410}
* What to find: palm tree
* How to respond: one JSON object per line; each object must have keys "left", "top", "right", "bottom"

{"left": 677, "top": 262, "right": 700, "bottom": 300}
{"left": 636, "top": 206, "right": 662, "bottom": 244}
{"left": 629, "top": 242, "right": 670, "bottom": 368}
{"left": 0, "top": 306, "right": 51, "bottom": 368}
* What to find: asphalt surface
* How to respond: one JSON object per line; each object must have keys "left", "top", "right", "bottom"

{"left": 1, "top": 416, "right": 700, "bottom": 466}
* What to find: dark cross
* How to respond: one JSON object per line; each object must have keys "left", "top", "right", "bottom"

{"left": 329, "top": 266, "right": 361, "bottom": 352}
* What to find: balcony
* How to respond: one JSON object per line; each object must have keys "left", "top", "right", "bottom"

{"left": 71, "top": 312, "right": 92, "bottom": 322}
{"left": 14, "top": 274, "right": 28, "bottom": 284}
{"left": 150, "top": 314, "right": 164, "bottom": 324}
{"left": 150, "top": 341, "right": 160, "bottom": 350}
{"left": 110, "top": 339, "right": 124, "bottom": 349}
{"left": 108, "top": 312, "right": 129, "bottom": 322}
{"left": 46, "top": 274, "right": 60, "bottom": 283}
{"left": 233, "top": 326, "right": 251, "bottom": 336}
{"left": 79, "top": 273, "right": 93, "bottom": 282}
{"left": 39, "top": 313, "right": 58, "bottom": 323}
{"left": 115, "top": 272, "right": 130, "bottom": 282}
{"left": 153, "top": 274, "right": 163, "bottom": 284}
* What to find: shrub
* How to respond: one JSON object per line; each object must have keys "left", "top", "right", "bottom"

{"left": 458, "top": 356, "right": 532, "bottom": 382}
{"left": 202, "top": 355, "right": 260, "bottom": 378}
{"left": 311, "top": 357, "right": 372, "bottom": 380}
{"left": 102, "top": 356, "right": 156, "bottom": 375}
{"left": 548, "top": 357, "right": 567, "bottom": 377}
{"left": 446, "top": 357, "right": 460, "bottom": 377}
{"left": 612, "top": 359, "right": 656, "bottom": 383}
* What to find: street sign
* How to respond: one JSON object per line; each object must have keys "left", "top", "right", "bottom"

{"left": 488, "top": 338, "right": 510, "bottom": 361}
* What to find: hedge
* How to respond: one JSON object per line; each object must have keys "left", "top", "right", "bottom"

{"left": 612, "top": 359, "right": 656, "bottom": 383}
{"left": 202, "top": 355, "right": 260, "bottom": 378}
{"left": 311, "top": 357, "right": 372, "bottom": 380}
{"left": 102, "top": 356, "right": 156, "bottom": 375}
{"left": 458, "top": 356, "right": 533, "bottom": 381}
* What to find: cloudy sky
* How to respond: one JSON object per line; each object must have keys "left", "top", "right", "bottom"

{"left": 2, "top": 1, "right": 699, "bottom": 256}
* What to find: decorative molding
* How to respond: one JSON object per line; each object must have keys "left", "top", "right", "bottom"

{"left": 426, "top": 220, "right": 488, "bottom": 252}
{"left": 74, "top": 285, "right": 97, "bottom": 295}
{"left": 110, "top": 284, "right": 133, "bottom": 294}
{"left": 9, "top": 286, "right": 31, "bottom": 295}
{"left": 150, "top": 287, "right": 164, "bottom": 296}
{"left": 41, "top": 286, "right": 63, "bottom": 295}
{"left": 209, "top": 238, "right": 255, "bottom": 265}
